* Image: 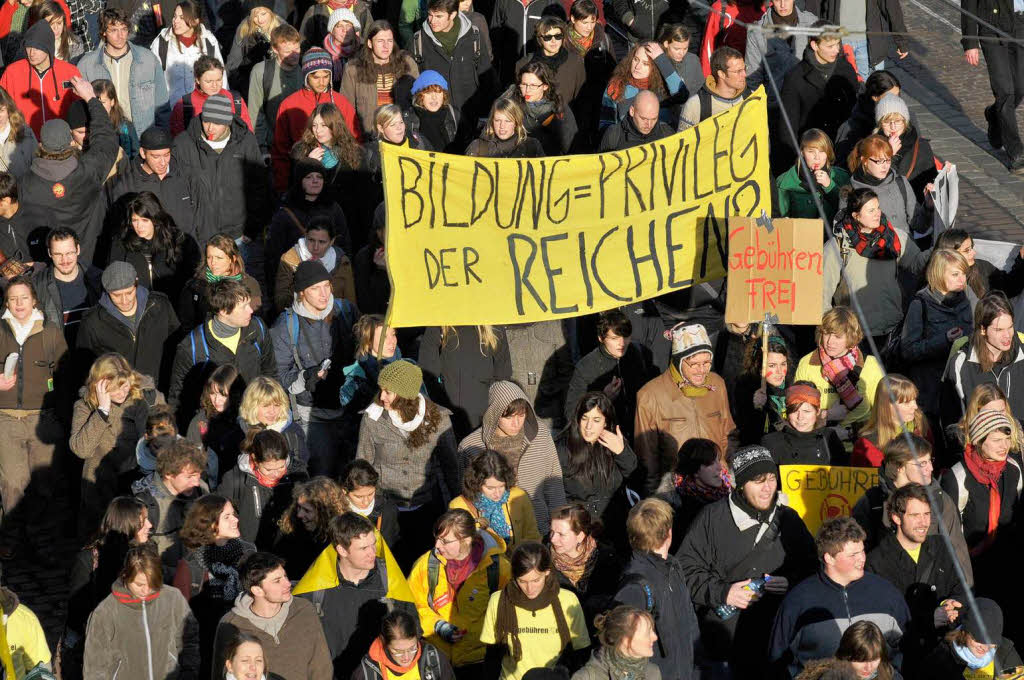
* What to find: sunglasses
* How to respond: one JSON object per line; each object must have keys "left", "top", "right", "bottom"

{"left": 541, "top": 32, "right": 563, "bottom": 41}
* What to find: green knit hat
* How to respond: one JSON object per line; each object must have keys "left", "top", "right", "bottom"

{"left": 378, "top": 360, "right": 422, "bottom": 399}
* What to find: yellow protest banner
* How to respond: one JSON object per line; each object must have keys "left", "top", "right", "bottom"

{"left": 379, "top": 88, "right": 772, "bottom": 327}
{"left": 780, "top": 464, "right": 879, "bottom": 535}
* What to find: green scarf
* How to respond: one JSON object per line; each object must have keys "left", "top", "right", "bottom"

{"left": 602, "top": 646, "right": 650, "bottom": 680}
{"left": 205, "top": 268, "right": 244, "bottom": 283}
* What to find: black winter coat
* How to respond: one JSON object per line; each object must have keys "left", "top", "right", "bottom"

{"left": 608, "top": 0, "right": 671, "bottom": 42}
{"left": 780, "top": 50, "right": 859, "bottom": 153}
{"left": 365, "top": 500, "right": 401, "bottom": 548}
{"left": 571, "top": 25, "right": 616, "bottom": 148}
{"left": 900, "top": 288, "right": 972, "bottom": 415}
{"left": 940, "top": 332, "right": 1024, "bottom": 430}
{"left": 403, "top": 104, "right": 460, "bottom": 153}
{"left": 264, "top": 196, "right": 351, "bottom": 300}
{"left": 675, "top": 494, "right": 817, "bottom": 671}
{"left": 615, "top": 551, "right": 700, "bottom": 680}
{"left": 171, "top": 115, "right": 271, "bottom": 242}
{"left": 564, "top": 344, "right": 647, "bottom": 441}
{"left": 892, "top": 126, "right": 938, "bottom": 202}
{"left": 219, "top": 454, "right": 310, "bottom": 549}
{"left": 20, "top": 98, "right": 118, "bottom": 265}
{"left": 353, "top": 241, "right": 389, "bottom": 315}
{"left": 419, "top": 325, "right": 513, "bottom": 437}
{"left": 918, "top": 638, "right": 1022, "bottom": 679}
{"left": 108, "top": 231, "right": 201, "bottom": 301}
{"left": 411, "top": 17, "right": 493, "bottom": 127}
{"left": 806, "top": 0, "right": 908, "bottom": 67}
{"left": 0, "top": 205, "right": 37, "bottom": 264}
{"left": 107, "top": 158, "right": 205, "bottom": 248}
{"left": 33, "top": 262, "right": 103, "bottom": 346}
{"left": 489, "top": 0, "right": 562, "bottom": 85}
{"left": 940, "top": 458, "right": 1021, "bottom": 556}
{"left": 598, "top": 115, "right": 674, "bottom": 152}
{"left": 76, "top": 289, "right": 181, "bottom": 389}
{"left": 761, "top": 424, "right": 848, "bottom": 467}
{"left": 556, "top": 436, "right": 637, "bottom": 532}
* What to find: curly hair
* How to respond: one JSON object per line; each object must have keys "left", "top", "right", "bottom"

{"left": 296, "top": 103, "right": 363, "bottom": 170}
{"left": 606, "top": 43, "right": 667, "bottom": 101}
{"left": 373, "top": 393, "right": 442, "bottom": 449}
{"left": 462, "top": 450, "right": 516, "bottom": 498}
{"left": 180, "top": 494, "right": 231, "bottom": 550}
{"left": 83, "top": 354, "right": 143, "bottom": 410}
{"left": 278, "top": 477, "right": 349, "bottom": 540}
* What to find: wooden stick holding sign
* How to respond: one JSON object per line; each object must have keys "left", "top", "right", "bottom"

{"left": 760, "top": 312, "right": 778, "bottom": 391}
{"left": 725, "top": 217, "right": 824, "bottom": 327}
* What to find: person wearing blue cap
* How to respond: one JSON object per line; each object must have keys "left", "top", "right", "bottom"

{"left": 404, "top": 69, "right": 459, "bottom": 152}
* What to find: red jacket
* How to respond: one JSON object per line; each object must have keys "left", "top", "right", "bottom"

{"left": 169, "top": 88, "right": 253, "bottom": 136}
{"left": 0, "top": 0, "right": 69, "bottom": 39}
{"left": 0, "top": 58, "right": 81, "bottom": 136}
{"left": 700, "top": 0, "right": 765, "bottom": 76}
{"left": 271, "top": 88, "right": 361, "bottom": 193}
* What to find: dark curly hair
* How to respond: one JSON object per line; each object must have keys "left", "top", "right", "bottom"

{"left": 462, "top": 450, "right": 516, "bottom": 498}
{"left": 180, "top": 494, "right": 231, "bottom": 550}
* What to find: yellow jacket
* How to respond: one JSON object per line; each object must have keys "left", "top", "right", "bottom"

{"left": 292, "top": 529, "right": 414, "bottom": 604}
{"left": 449, "top": 487, "right": 540, "bottom": 551}
{"left": 793, "top": 351, "right": 884, "bottom": 427}
{"left": 408, "top": 530, "right": 511, "bottom": 667}
{"left": 1, "top": 595, "right": 50, "bottom": 679}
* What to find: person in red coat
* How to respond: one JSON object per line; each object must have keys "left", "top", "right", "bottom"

{"left": 271, "top": 47, "right": 360, "bottom": 194}
{"left": 0, "top": 0, "right": 69, "bottom": 40}
{"left": 0, "top": 20, "right": 81, "bottom": 136}
{"left": 169, "top": 54, "right": 254, "bottom": 136}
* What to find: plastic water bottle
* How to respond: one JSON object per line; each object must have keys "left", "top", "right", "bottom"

{"left": 715, "top": 576, "right": 772, "bottom": 620}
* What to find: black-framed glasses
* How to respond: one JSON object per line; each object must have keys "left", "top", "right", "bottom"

{"left": 541, "top": 32, "right": 563, "bottom": 41}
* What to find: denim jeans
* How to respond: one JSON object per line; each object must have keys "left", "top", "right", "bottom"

{"left": 847, "top": 38, "right": 885, "bottom": 80}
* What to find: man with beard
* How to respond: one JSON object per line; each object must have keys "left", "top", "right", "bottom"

{"left": 676, "top": 445, "right": 816, "bottom": 677}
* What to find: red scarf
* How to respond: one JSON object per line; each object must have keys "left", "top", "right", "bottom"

{"left": 113, "top": 588, "right": 160, "bottom": 605}
{"left": 253, "top": 459, "right": 285, "bottom": 488}
{"left": 444, "top": 536, "right": 484, "bottom": 593}
{"left": 178, "top": 32, "right": 198, "bottom": 48}
{"left": 818, "top": 346, "right": 863, "bottom": 411}
{"left": 367, "top": 637, "right": 421, "bottom": 680}
{"left": 840, "top": 215, "right": 902, "bottom": 259}
{"left": 963, "top": 444, "right": 1007, "bottom": 555}
{"left": 327, "top": 0, "right": 355, "bottom": 8}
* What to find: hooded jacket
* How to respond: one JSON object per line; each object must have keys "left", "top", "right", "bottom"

{"left": 0, "top": 21, "right": 82, "bottom": 136}
{"left": 768, "top": 570, "right": 910, "bottom": 679}
{"left": 219, "top": 452, "right": 310, "bottom": 547}
{"left": 941, "top": 331, "right": 1024, "bottom": 429}
{"left": 271, "top": 85, "right": 361, "bottom": 192}
{"left": 0, "top": 587, "right": 50, "bottom": 679}
{"left": 82, "top": 581, "right": 199, "bottom": 680}
{"left": 598, "top": 113, "right": 674, "bottom": 152}
{"left": 458, "top": 380, "right": 566, "bottom": 533}
{"left": 171, "top": 114, "right": 270, "bottom": 243}
{"left": 213, "top": 593, "right": 334, "bottom": 680}
{"left": 76, "top": 41, "right": 171, "bottom": 134}
{"left": 18, "top": 97, "right": 117, "bottom": 265}
{"left": 292, "top": 536, "right": 416, "bottom": 678}
{"left": 408, "top": 529, "right": 511, "bottom": 666}
{"left": 779, "top": 46, "right": 859, "bottom": 153}
{"left": 900, "top": 287, "right": 973, "bottom": 414}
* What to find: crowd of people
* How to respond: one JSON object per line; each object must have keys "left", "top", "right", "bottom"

{"left": 0, "top": 0, "right": 1017, "bottom": 676}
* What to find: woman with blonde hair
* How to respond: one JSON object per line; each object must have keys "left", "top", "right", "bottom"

{"left": 465, "top": 98, "right": 544, "bottom": 158}
{"left": 0, "top": 85, "right": 36, "bottom": 177}
{"left": 777, "top": 128, "right": 850, "bottom": 223}
{"left": 275, "top": 476, "right": 350, "bottom": 578}
{"left": 955, "top": 383, "right": 1024, "bottom": 452}
{"left": 178, "top": 233, "right": 262, "bottom": 330}
{"left": 233, "top": 376, "right": 309, "bottom": 468}
{"left": 852, "top": 374, "right": 932, "bottom": 467}
{"left": 225, "top": 1, "right": 284, "bottom": 92}
{"left": 900, "top": 249, "right": 972, "bottom": 422}
{"left": 420, "top": 325, "right": 512, "bottom": 437}
{"left": 71, "top": 353, "right": 156, "bottom": 536}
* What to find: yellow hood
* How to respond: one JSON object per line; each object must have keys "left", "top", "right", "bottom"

{"left": 293, "top": 529, "right": 414, "bottom": 604}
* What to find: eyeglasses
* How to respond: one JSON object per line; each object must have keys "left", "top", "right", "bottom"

{"left": 909, "top": 458, "right": 935, "bottom": 469}
{"left": 541, "top": 32, "right": 563, "bottom": 41}
{"left": 388, "top": 643, "right": 420, "bottom": 659}
{"left": 520, "top": 82, "right": 545, "bottom": 90}
{"left": 869, "top": 157, "right": 892, "bottom": 165}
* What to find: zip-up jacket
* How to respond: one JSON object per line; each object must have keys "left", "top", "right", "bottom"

{"left": 0, "top": 55, "right": 81, "bottom": 136}
{"left": 76, "top": 42, "right": 170, "bottom": 133}
{"left": 941, "top": 331, "right": 1024, "bottom": 430}
{"left": 0, "top": 314, "right": 67, "bottom": 412}
{"left": 489, "top": 0, "right": 562, "bottom": 84}
{"left": 219, "top": 452, "right": 309, "bottom": 548}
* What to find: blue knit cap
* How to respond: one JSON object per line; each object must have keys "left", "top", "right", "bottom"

{"left": 411, "top": 70, "right": 449, "bottom": 96}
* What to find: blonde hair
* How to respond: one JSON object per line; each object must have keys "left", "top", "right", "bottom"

{"left": 799, "top": 128, "right": 835, "bottom": 168}
{"left": 440, "top": 326, "right": 499, "bottom": 355}
{"left": 960, "top": 383, "right": 1023, "bottom": 449}
{"left": 925, "top": 249, "right": 969, "bottom": 294}
{"left": 84, "top": 354, "right": 143, "bottom": 409}
{"left": 815, "top": 306, "right": 864, "bottom": 348}
{"left": 374, "top": 104, "right": 404, "bottom": 132}
{"left": 239, "top": 377, "right": 290, "bottom": 425}
{"left": 626, "top": 498, "right": 673, "bottom": 551}
{"left": 874, "top": 112, "right": 908, "bottom": 132}
{"left": 861, "top": 374, "right": 930, "bottom": 449}
{"left": 238, "top": 6, "right": 282, "bottom": 39}
{"left": 484, "top": 98, "right": 527, "bottom": 144}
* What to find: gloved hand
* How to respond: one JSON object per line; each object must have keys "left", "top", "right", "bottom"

{"left": 303, "top": 365, "right": 321, "bottom": 392}
{"left": 435, "top": 621, "right": 459, "bottom": 643}
{"left": 763, "top": 575, "right": 789, "bottom": 594}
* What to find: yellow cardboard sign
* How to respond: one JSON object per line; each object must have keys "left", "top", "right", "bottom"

{"left": 379, "top": 88, "right": 772, "bottom": 327}
{"left": 780, "top": 464, "right": 879, "bottom": 535}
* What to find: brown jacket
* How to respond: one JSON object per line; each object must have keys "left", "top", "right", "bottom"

{"left": 634, "top": 370, "right": 737, "bottom": 495}
{"left": 70, "top": 381, "right": 157, "bottom": 481}
{"left": 0, "top": 315, "right": 67, "bottom": 411}
{"left": 213, "top": 593, "right": 333, "bottom": 680}
{"left": 275, "top": 246, "right": 358, "bottom": 313}
{"left": 339, "top": 54, "right": 419, "bottom": 136}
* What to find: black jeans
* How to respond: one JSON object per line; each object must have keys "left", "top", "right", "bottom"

{"left": 981, "top": 12, "right": 1024, "bottom": 158}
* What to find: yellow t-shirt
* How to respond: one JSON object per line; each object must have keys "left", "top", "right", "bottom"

{"left": 208, "top": 320, "right": 241, "bottom": 354}
{"left": 962, "top": 660, "right": 995, "bottom": 679}
{"left": 392, "top": 664, "right": 422, "bottom": 680}
{"left": 479, "top": 589, "right": 590, "bottom": 680}
{"left": 905, "top": 545, "right": 921, "bottom": 563}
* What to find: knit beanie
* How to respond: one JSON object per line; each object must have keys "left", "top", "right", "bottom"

{"left": 968, "top": 409, "right": 1013, "bottom": 445}
{"left": 66, "top": 100, "right": 89, "bottom": 130}
{"left": 378, "top": 359, "right": 422, "bottom": 399}
{"left": 327, "top": 7, "right": 360, "bottom": 34}
{"left": 874, "top": 93, "right": 910, "bottom": 124}
{"left": 785, "top": 383, "right": 821, "bottom": 410}
{"left": 248, "top": 0, "right": 275, "bottom": 10}
{"left": 202, "top": 93, "right": 234, "bottom": 125}
{"left": 302, "top": 48, "right": 333, "bottom": 85}
{"left": 40, "top": 119, "right": 72, "bottom": 152}
{"left": 731, "top": 445, "right": 777, "bottom": 488}
{"left": 292, "top": 260, "right": 331, "bottom": 293}
{"left": 411, "top": 70, "right": 449, "bottom": 95}
{"left": 140, "top": 126, "right": 173, "bottom": 150}
{"left": 964, "top": 597, "right": 1003, "bottom": 644}
{"left": 669, "top": 323, "right": 712, "bottom": 361}
{"left": 102, "top": 261, "right": 138, "bottom": 292}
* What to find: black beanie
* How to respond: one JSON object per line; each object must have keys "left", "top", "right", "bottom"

{"left": 292, "top": 260, "right": 331, "bottom": 294}
{"left": 66, "top": 99, "right": 89, "bottom": 130}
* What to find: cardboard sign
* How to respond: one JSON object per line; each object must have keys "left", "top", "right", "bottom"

{"left": 780, "top": 464, "right": 879, "bottom": 535}
{"left": 725, "top": 217, "right": 824, "bottom": 326}
{"left": 379, "top": 90, "right": 772, "bottom": 327}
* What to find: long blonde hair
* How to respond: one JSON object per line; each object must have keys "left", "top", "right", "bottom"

{"left": 237, "top": 6, "right": 282, "bottom": 40}
{"left": 84, "top": 354, "right": 144, "bottom": 409}
{"left": 861, "top": 374, "right": 930, "bottom": 448}
{"left": 960, "top": 383, "right": 1023, "bottom": 449}
{"left": 440, "top": 326, "right": 499, "bottom": 355}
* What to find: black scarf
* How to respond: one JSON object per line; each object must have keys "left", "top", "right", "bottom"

{"left": 415, "top": 106, "right": 450, "bottom": 151}
{"left": 533, "top": 48, "right": 569, "bottom": 71}
{"left": 731, "top": 487, "right": 778, "bottom": 524}
{"left": 805, "top": 45, "right": 837, "bottom": 82}
{"left": 494, "top": 573, "right": 571, "bottom": 661}
{"left": 772, "top": 7, "right": 799, "bottom": 25}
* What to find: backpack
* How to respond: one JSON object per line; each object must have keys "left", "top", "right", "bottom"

{"left": 951, "top": 458, "right": 1024, "bottom": 516}
{"left": 183, "top": 89, "right": 245, "bottom": 129}
{"left": 359, "top": 645, "right": 443, "bottom": 680}
{"left": 308, "top": 556, "right": 388, "bottom": 618}
{"left": 425, "top": 550, "right": 499, "bottom": 612}
{"left": 412, "top": 25, "right": 481, "bottom": 69}
{"left": 188, "top": 318, "right": 268, "bottom": 367}
{"left": 157, "top": 33, "right": 218, "bottom": 69}
{"left": 283, "top": 299, "right": 357, "bottom": 377}
{"left": 697, "top": 86, "right": 753, "bottom": 123}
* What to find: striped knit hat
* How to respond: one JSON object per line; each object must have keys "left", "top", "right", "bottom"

{"left": 731, "top": 445, "right": 777, "bottom": 488}
{"left": 969, "top": 409, "right": 1013, "bottom": 445}
{"left": 201, "top": 93, "right": 234, "bottom": 125}
{"left": 302, "top": 48, "right": 333, "bottom": 84}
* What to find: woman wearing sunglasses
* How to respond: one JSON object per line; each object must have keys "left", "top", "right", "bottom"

{"left": 515, "top": 17, "right": 585, "bottom": 109}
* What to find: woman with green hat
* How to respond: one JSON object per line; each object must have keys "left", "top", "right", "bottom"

{"left": 356, "top": 358, "right": 459, "bottom": 570}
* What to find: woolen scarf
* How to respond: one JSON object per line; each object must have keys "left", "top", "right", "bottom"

{"left": 602, "top": 646, "right": 650, "bottom": 680}
{"left": 818, "top": 346, "right": 864, "bottom": 411}
{"left": 567, "top": 28, "right": 592, "bottom": 56}
{"left": 670, "top": 362, "right": 712, "bottom": 397}
{"left": 494, "top": 573, "right": 571, "bottom": 661}
{"left": 445, "top": 535, "right": 485, "bottom": 593}
{"left": 840, "top": 214, "right": 902, "bottom": 259}
{"left": 204, "top": 268, "right": 243, "bottom": 283}
{"left": 675, "top": 473, "right": 731, "bottom": 503}
{"left": 367, "top": 636, "right": 421, "bottom": 680}
{"left": 963, "top": 443, "right": 1007, "bottom": 555}
{"left": 552, "top": 535, "right": 596, "bottom": 586}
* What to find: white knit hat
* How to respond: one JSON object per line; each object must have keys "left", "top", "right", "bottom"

{"left": 875, "top": 93, "right": 910, "bottom": 124}
{"left": 328, "top": 7, "right": 361, "bottom": 34}
{"left": 669, "top": 323, "right": 712, "bottom": 360}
